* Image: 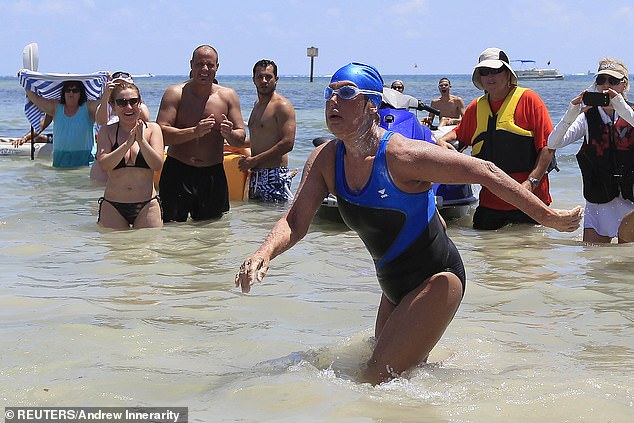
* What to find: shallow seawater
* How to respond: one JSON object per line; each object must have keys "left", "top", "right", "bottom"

{"left": 1, "top": 75, "right": 632, "bottom": 422}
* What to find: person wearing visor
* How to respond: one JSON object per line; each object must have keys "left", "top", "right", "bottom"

{"left": 96, "top": 71, "right": 151, "bottom": 126}
{"left": 437, "top": 47, "right": 555, "bottom": 230}
{"left": 235, "top": 62, "right": 582, "bottom": 385}
{"left": 539, "top": 58, "right": 634, "bottom": 243}
{"left": 23, "top": 80, "right": 100, "bottom": 168}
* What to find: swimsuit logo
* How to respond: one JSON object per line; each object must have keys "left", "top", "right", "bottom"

{"left": 378, "top": 188, "right": 388, "bottom": 199}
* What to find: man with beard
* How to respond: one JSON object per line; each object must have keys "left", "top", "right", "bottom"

{"left": 157, "top": 45, "right": 246, "bottom": 222}
{"left": 239, "top": 59, "right": 296, "bottom": 202}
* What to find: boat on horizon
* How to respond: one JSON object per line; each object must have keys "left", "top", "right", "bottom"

{"left": 512, "top": 60, "right": 564, "bottom": 81}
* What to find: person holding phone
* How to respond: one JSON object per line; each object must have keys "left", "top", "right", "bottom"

{"left": 536, "top": 58, "right": 634, "bottom": 243}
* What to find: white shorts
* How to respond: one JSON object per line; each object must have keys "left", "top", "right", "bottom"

{"left": 584, "top": 196, "right": 634, "bottom": 238}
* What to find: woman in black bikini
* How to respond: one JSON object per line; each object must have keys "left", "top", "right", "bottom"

{"left": 96, "top": 81, "right": 164, "bottom": 229}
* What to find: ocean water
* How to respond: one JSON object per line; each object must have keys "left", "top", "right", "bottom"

{"left": 1, "top": 74, "right": 632, "bottom": 422}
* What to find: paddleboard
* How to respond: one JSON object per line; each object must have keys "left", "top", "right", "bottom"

{"left": 0, "top": 139, "right": 52, "bottom": 158}
{"left": 22, "top": 43, "right": 39, "bottom": 71}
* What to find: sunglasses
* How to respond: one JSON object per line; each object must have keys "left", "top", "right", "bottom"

{"left": 392, "top": 85, "right": 404, "bottom": 91}
{"left": 114, "top": 97, "right": 140, "bottom": 107}
{"left": 112, "top": 71, "right": 132, "bottom": 80}
{"left": 478, "top": 67, "right": 506, "bottom": 76}
{"left": 324, "top": 85, "right": 382, "bottom": 101}
{"left": 595, "top": 75, "right": 624, "bottom": 86}
{"left": 65, "top": 88, "right": 80, "bottom": 93}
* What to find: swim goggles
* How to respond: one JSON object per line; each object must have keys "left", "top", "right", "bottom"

{"left": 324, "top": 85, "right": 383, "bottom": 101}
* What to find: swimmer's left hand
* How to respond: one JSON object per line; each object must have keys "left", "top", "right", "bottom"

{"left": 547, "top": 205, "right": 583, "bottom": 232}
{"left": 235, "top": 255, "right": 269, "bottom": 293}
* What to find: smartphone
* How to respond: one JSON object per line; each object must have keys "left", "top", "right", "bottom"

{"left": 582, "top": 92, "right": 610, "bottom": 107}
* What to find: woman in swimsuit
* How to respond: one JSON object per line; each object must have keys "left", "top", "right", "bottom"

{"left": 235, "top": 63, "right": 583, "bottom": 385}
{"left": 96, "top": 81, "right": 164, "bottom": 229}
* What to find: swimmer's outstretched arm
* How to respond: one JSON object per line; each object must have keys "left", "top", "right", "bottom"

{"left": 235, "top": 146, "right": 330, "bottom": 293}
{"left": 393, "top": 136, "right": 583, "bottom": 232}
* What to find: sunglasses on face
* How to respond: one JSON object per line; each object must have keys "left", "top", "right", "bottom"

{"left": 324, "top": 85, "right": 382, "bottom": 101}
{"left": 114, "top": 97, "right": 140, "bottom": 107}
{"left": 478, "top": 67, "right": 506, "bottom": 77}
{"left": 392, "top": 85, "right": 404, "bottom": 91}
{"left": 112, "top": 71, "right": 132, "bottom": 80}
{"left": 595, "top": 75, "right": 624, "bottom": 86}
{"left": 65, "top": 88, "right": 80, "bottom": 93}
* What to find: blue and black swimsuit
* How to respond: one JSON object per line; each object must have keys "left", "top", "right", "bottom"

{"left": 335, "top": 131, "right": 466, "bottom": 304}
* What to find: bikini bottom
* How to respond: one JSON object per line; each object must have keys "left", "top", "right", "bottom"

{"left": 98, "top": 196, "right": 162, "bottom": 226}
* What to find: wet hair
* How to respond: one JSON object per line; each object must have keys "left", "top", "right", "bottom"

{"left": 439, "top": 77, "right": 451, "bottom": 85}
{"left": 60, "top": 80, "right": 87, "bottom": 105}
{"left": 253, "top": 59, "right": 278, "bottom": 77}
{"left": 108, "top": 81, "right": 141, "bottom": 105}
{"left": 192, "top": 45, "right": 219, "bottom": 64}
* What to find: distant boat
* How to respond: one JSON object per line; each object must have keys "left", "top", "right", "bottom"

{"left": 132, "top": 73, "right": 154, "bottom": 78}
{"left": 511, "top": 60, "right": 564, "bottom": 81}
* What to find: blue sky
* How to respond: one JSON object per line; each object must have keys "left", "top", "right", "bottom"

{"left": 3, "top": 0, "right": 633, "bottom": 77}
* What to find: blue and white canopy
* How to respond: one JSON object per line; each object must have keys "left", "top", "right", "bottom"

{"left": 18, "top": 70, "right": 108, "bottom": 131}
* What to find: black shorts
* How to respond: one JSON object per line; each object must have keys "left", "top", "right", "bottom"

{"left": 473, "top": 205, "right": 537, "bottom": 230}
{"left": 158, "top": 156, "right": 229, "bottom": 222}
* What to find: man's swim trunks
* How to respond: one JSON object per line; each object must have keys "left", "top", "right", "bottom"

{"left": 158, "top": 156, "right": 229, "bottom": 222}
{"left": 249, "top": 167, "right": 294, "bottom": 203}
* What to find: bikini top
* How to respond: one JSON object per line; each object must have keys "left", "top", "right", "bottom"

{"left": 112, "top": 122, "right": 150, "bottom": 170}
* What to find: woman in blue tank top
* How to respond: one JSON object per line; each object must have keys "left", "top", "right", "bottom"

{"left": 235, "top": 63, "right": 583, "bottom": 385}
{"left": 24, "top": 80, "right": 100, "bottom": 168}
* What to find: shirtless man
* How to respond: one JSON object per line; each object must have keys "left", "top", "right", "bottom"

{"left": 239, "top": 59, "right": 296, "bottom": 202}
{"left": 423, "top": 78, "right": 466, "bottom": 127}
{"left": 157, "top": 45, "right": 246, "bottom": 222}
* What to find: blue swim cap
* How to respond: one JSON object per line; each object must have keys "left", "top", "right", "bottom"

{"left": 330, "top": 62, "right": 384, "bottom": 106}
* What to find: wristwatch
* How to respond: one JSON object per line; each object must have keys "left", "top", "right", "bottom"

{"left": 528, "top": 176, "right": 540, "bottom": 188}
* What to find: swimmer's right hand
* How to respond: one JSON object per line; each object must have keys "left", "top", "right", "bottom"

{"left": 235, "top": 254, "right": 269, "bottom": 293}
